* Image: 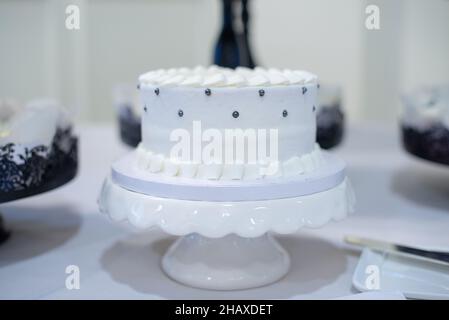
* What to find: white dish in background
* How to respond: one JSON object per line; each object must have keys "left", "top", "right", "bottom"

{"left": 353, "top": 248, "right": 449, "bottom": 300}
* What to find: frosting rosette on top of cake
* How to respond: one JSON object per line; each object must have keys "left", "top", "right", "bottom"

{"left": 139, "top": 65, "right": 318, "bottom": 88}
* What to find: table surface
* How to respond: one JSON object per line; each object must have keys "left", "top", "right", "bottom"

{"left": 1, "top": 122, "right": 448, "bottom": 299}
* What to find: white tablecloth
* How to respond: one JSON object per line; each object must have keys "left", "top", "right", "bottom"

{"left": 1, "top": 122, "right": 448, "bottom": 299}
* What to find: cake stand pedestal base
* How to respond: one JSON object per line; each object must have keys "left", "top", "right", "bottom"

{"left": 0, "top": 213, "right": 11, "bottom": 245}
{"left": 161, "top": 233, "right": 290, "bottom": 290}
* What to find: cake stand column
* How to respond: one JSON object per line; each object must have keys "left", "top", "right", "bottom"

{"left": 161, "top": 233, "right": 290, "bottom": 290}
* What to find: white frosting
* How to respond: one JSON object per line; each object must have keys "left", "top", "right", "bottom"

{"left": 139, "top": 65, "right": 318, "bottom": 88}
{"left": 135, "top": 143, "right": 324, "bottom": 181}
{"left": 138, "top": 66, "right": 320, "bottom": 180}
{"left": 401, "top": 86, "right": 449, "bottom": 130}
{"left": 0, "top": 99, "right": 67, "bottom": 147}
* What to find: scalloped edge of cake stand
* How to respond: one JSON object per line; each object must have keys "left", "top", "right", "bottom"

{"left": 99, "top": 176, "right": 354, "bottom": 238}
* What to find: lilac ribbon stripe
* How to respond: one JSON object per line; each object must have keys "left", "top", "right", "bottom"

{"left": 111, "top": 153, "right": 346, "bottom": 202}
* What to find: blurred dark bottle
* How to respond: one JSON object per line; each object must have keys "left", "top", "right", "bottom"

{"left": 214, "top": 0, "right": 256, "bottom": 69}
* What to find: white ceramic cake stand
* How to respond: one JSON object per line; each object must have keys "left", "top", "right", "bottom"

{"left": 99, "top": 152, "right": 355, "bottom": 290}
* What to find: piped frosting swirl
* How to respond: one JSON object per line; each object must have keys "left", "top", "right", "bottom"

{"left": 139, "top": 66, "right": 318, "bottom": 88}
{"left": 135, "top": 143, "right": 324, "bottom": 181}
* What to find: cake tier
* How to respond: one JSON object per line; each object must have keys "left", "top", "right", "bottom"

{"left": 317, "top": 106, "right": 344, "bottom": 150}
{"left": 401, "top": 85, "right": 449, "bottom": 130}
{"left": 138, "top": 66, "right": 319, "bottom": 173}
{"left": 0, "top": 99, "right": 66, "bottom": 147}
{"left": 0, "top": 100, "right": 78, "bottom": 202}
{"left": 401, "top": 124, "right": 449, "bottom": 166}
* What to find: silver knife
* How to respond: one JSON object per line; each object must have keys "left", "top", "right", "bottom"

{"left": 344, "top": 235, "right": 449, "bottom": 266}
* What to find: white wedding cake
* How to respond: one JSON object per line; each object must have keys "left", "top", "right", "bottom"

{"left": 98, "top": 66, "right": 355, "bottom": 276}
{"left": 136, "top": 66, "right": 324, "bottom": 180}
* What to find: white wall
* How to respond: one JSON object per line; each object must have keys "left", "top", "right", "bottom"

{"left": 1, "top": 0, "right": 449, "bottom": 124}
{"left": 361, "top": 0, "right": 449, "bottom": 122}
{"left": 400, "top": 0, "right": 449, "bottom": 90}
{"left": 252, "top": 0, "right": 364, "bottom": 120}
{"left": 0, "top": 1, "right": 57, "bottom": 102}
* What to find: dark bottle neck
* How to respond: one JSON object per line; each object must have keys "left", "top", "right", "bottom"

{"left": 222, "top": 0, "right": 234, "bottom": 28}
{"left": 241, "top": 0, "right": 249, "bottom": 34}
